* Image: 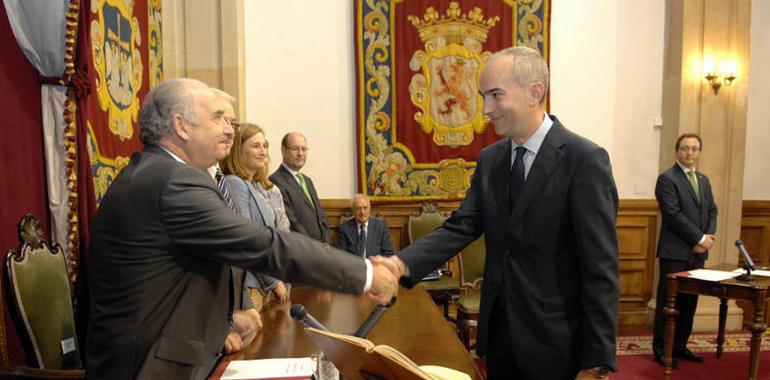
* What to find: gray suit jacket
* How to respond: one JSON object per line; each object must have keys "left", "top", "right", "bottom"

{"left": 655, "top": 164, "right": 718, "bottom": 261}
{"left": 87, "top": 145, "right": 367, "bottom": 380}
{"left": 336, "top": 218, "right": 394, "bottom": 257}
{"left": 269, "top": 165, "right": 329, "bottom": 243}
{"left": 397, "top": 117, "right": 620, "bottom": 378}
{"left": 226, "top": 175, "right": 281, "bottom": 290}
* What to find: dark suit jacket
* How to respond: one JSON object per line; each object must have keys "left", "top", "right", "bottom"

{"left": 87, "top": 146, "right": 367, "bottom": 380}
{"left": 397, "top": 117, "right": 620, "bottom": 378}
{"left": 336, "top": 217, "right": 394, "bottom": 257}
{"left": 269, "top": 165, "right": 330, "bottom": 243}
{"left": 655, "top": 164, "right": 718, "bottom": 261}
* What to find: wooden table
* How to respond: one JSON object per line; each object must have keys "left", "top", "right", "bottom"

{"left": 225, "top": 286, "right": 482, "bottom": 380}
{"left": 663, "top": 264, "right": 770, "bottom": 380}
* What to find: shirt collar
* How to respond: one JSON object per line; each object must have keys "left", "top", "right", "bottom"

{"left": 282, "top": 163, "right": 302, "bottom": 177}
{"left": 512, "top": 112, "right": 553, "bottom": 154}
{"left": 676, "top": 161, "right": 696, "bottom": 174}
{"left": 159, "top": 145, "right": 186, "bottom": 164}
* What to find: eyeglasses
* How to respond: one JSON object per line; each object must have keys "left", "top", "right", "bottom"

{"left": 287, "top": 146, "right": 309, "bottom": 152}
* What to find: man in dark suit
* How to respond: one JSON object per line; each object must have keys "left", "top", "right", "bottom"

{"left": 652, "top": 133, "right": 717, "bottom": 367}
{"left": 337, "top": 193, "right": 394, "bottom": 257}
{"left": 269, "top": 132, "right": 330, "bottom": 243}
{"left": 374, "top": 46, "right": 619, "bottom": 379}
{"left": 86, "top": 78, "right": 398, "bottom": 380}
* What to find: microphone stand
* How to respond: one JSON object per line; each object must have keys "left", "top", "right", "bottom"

{"left": 353, "top": 297, "right": 397, "bottom": 338}
{"left": 736, "top": 239, "right": 756, "bottom": 282}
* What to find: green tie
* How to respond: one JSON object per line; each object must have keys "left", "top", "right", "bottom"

{"left": 296, "top": 173, "right": 315, "bottom": 208}
{"left": 688, "top": 171, "right": 699, "bottom": 200}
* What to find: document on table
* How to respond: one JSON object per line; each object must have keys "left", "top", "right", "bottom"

{"left": 218, "top": 357, "right": 314, "bottom": 380}
{"left": 732, "top": 268, "right": 770, "bottom": 277}
{"left": 686, "top": 269, "right": 740, "bottom": 282}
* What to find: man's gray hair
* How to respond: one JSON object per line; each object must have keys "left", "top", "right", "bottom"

{"left": 211, "top": 88, "right": 236, "bottom": 104}
{"left": 490, "top": 45, "right": 549, "bottom": 103}
{"left": 139, "top": 78, "right": 210, "bottom": 145}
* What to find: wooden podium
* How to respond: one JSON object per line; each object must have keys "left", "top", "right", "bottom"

{"left": 223, "top": 286, "right": 482, "bottom": 380}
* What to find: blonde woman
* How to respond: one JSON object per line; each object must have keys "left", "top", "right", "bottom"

{"left": 220, "top": 122, "right": 290, "bottom": 309}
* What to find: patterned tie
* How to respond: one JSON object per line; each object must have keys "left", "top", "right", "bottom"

{"left": 296, "top": 173, "right": 315, "bottom": 208}
{"left": 214, "top": 167, "right": 236, "bottom": 210}
{"left": 509, "top": 146, "right": 527, "bottom": 211}
{"left": 357, "top": 224, "right": 367, "bottom": 258}
{"left": 688, "top": 170, "right": 700, "bottom": 200}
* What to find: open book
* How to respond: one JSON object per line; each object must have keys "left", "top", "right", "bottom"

{"left": 304, "top": 327, "right": 470, "bottom": 380}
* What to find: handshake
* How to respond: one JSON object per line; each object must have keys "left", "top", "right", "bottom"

{"left": 366, "top": 255, "right": 408, "bottom": 304}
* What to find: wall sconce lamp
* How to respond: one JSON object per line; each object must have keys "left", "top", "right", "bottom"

{"left": 703, "top": 58, "right": 737, "bottom": 94}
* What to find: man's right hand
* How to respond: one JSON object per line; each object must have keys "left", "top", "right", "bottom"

{"left": 370, "top": 255, "right": 407, "bottom": 279}
{"left": 693, "top": 234, "right": 716, "bottom": 254}
{"left": 367, "top": 261, "right": 398, "bottom": 304}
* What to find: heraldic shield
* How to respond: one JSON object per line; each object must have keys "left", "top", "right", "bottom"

{"left": 408, "top": 3, "right": 498, "bottom": 148}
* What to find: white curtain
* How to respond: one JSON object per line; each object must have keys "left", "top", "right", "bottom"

{"left": 4, "top": 0, "right": 71, "bottom": 256}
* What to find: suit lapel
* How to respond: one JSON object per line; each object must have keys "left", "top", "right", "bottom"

{"left": 303, "top": 175, "right": 320, "bottom": 211}
{"left": 366, "top": 219, "right": 379, "bottom": 254}
{"left": 508, "top": 122, "right": 567, "bottom": 223}
{"left": 247, "top": 182, "right": 273, "bottom": 227}
{"left": 492, "top": 139, "right": 513, "bottom": 212}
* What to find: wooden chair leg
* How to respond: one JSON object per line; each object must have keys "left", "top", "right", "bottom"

{"left": 443, "top": 293, "right": 457, "bottom": 323}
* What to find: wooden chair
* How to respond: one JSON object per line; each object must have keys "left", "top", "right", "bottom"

{"left": 3, "top": 214, "right": 84, "bottom": 378}
{"left": 409, "top": 201, "right": 460, "bottom": 322}
{"left": 456, "top": 235, "right": 486, "bottom": 349}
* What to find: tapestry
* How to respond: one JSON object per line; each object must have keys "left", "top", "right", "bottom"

{"left": 83, "top": 0, "right": 162, "bottom": 204}
{"left": 354, "top": 0, "right": 549, "bottom": 200}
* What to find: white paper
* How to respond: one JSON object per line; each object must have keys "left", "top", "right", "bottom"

{"left": 220, "top": 357, "right": 314, "bottom": 379}
{"left": 686, "top": 269, "right": 740, "bottom": 282}
{"left": 732, "top": 268, "right": 770, "bottom": 277}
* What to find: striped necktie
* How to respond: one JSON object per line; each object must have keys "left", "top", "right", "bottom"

{"left": 357, "top": 224, "right": 367, "bottom": 258}
{"left": 214, "top": 167, "right": 236, "bottom": 210}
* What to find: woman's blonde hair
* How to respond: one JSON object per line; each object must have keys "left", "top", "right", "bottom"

{"left": 220, "top": 121, "right": 273, "bottom": 189}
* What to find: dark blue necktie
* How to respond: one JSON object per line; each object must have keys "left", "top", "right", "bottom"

{"left": 509, "top": 146, "right": 527, "bottom": 211}
{"left": 357, "top": 224, "right": 367, "bottom": 257}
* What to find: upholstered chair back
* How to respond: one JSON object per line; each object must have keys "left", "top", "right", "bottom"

{"left": 6, "top": 215, "right": 80, "bottom": 370}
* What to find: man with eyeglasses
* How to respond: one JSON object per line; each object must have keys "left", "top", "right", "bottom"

{"left": 270, "top": 132, "right": 330, "bottom": 243}
{"left": 652, "top": 132, "right": 718, "bottom": 368}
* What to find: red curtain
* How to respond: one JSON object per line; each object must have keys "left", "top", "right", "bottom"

{"left": 0, "top": 4, "right": 50, "bottom": 366}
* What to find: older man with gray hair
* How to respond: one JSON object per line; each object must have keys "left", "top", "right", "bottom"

{"left": 86, "top": 78, "right": 398, "bottom": 379}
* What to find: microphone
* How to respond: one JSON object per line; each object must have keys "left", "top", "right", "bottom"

{"left": 290, "top": 304, "right": 328, "bottom": 331}
{"left": 353, "top": 296, "right": 397, "bottom": 338}
{"left": 736, "top": 240, "right": 756, "bottom": 281}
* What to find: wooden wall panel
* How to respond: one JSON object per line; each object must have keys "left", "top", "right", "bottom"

{"left": 737, "top": 201, "right": 770, "bottom": 326}
{"left": 740, "top": 201, "right": 770, "bottom": 266}
{"left": 312, "top": 202, "right": 770, "bottom": 329}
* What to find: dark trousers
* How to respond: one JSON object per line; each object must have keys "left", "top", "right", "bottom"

{"left": 652, "top": 257, "right": 705, "bottom": 354}
{"left": 486, "top": 298, "right": 525, "bottom": 379}
{"left": 485, "top": 298, "right": 578, "bottom": 380}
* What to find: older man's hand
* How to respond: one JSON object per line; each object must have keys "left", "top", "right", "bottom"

{"left": 223, "top": 309, "right": 262, "bottom": 354}
{"left": 367, "top": 260, "right": 398, "bottom": 304}
{"left": 370, "top": 255, "right": 407, "bottom": 279}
